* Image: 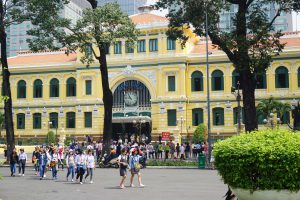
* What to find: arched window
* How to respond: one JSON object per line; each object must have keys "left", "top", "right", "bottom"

{"left": 212, "top": 70, "right": 224, "bottom": 91}
{"left": 232, "top": 70, "right": 241, "bottom": 88}
{"left": 50, "top": 78, "right": 59, "bottom": 97}
{"left": 233, "top": 107, "right": 245, "bottom": 125}
{"left": 49, "top": 112, "right": 58, "bottom": 128}
{"left": 192, "top": 108, "right": 204, "bottom": 126}
{"left": 17, "top": 113, "right": 25, "bottom": 129}
{"left": 256, "top": 72, "right": 267, "bottom": 89}
{"left": 33, "top": 79, "right": 43, "bottom": 98}
{"left": 191, "top": 71, "right": 203, "bottom": 91}
{"left": 66, "top": 78, "right": 76, "bottom": 97}
{"left": 275, "top": 66, "right": 289, "bottom": 88}
{"left": 213, "top": 107, "right": 224, "bottom": 126}
{"left": 66, "top": 112, "right": 76, "bottom": 128}
{"left": 33, "top": 113, "right": 41, "bottom": 129}
{"left": 298, "top": 68, "right": 300, "bottom": 88}
{"left": 17, "top": 80, "right": 26, "bottom": 98}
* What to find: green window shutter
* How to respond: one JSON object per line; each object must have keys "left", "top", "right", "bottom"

{"left": 149, "top": 39, "right": 158, "bottom": 52}
{"left": 233, "top": 107, "right": 238, "bottom": 124}
{"left": 125, "top": 41, "right": 134, "bottom": 53}
{"left": 114, "top": 41, "right": 122, "bottom": 54}
{"left": 212, "top": 70, "right": 224, "bottom": 91}
{"left": 167, "top": 109, "right": 177, "bottom": 126}
{"left": 49, "top": 112, "right": 58, "bottom": 128}
{"left": 17, "top": 113, "right": 25, "bottom": 129}
{"left": 192, "top": 108, "right": 203, "bottom": 126}
{"left": 256, "top": 72, "right": 267, "bottom": 89}
{"left": 84, "top": 112, "right": 92, "bottom": 128}
{"left": 275, "top": 67, "right": 289, "bottom": 88}
{"left": 167, "top": 37, "right": 176, "bottom": 50}
{"left": 191, "top": 71, "right": 203, "bottom": 91}
{"left": 85, "top": 80, "right": 92, "bottom": 95}
{"left": 66, "top": 112, "right": 76, "bottom": 128}
{"left": 298, "top": 68, "right": 300, "bottom": 87}
{"left": 17, "top": 80, "right": 26, "bottom": 99}
{"left": 85, "top": 43, "right": 93, "bottom": 58}
{"left": 50, "top": 78, "right": 59, "bottom": 97}
{"left": 168, "top": 76, "right": 176, "bottom": 91}
{"left": 66, "top": 78, "right": 76, "bottom": 97}
{"left": 33, "top": 113, "right": 41, "bottom": 129}
{"left": 232, "top": 70, "right": 240, "bottom": 88}
{"left": 138, "top": 40, "right": 146, "bottom": 52}
{"left": 213, "top": 108, "right": 224, "bottom": 126}
{"left": 33, "top": 79, "right": 43, "bottom": 98}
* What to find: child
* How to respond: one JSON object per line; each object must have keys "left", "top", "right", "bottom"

{"left": 118, "top": 148, "right": 128, "bottom": 189}
{"left": 129, "top": 148, "right": 145, "bottom": 188}
{"left": 85, "top": 149, "right": 95, "bottom": 184}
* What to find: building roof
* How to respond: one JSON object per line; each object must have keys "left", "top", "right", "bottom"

{"left": 8, "top": 50, "right": 77, "bottom": 67}
{"left": 130, "top": 13, "right": 168, "bottom": 25}
{"left": 190, "top": 33, "right": 300, "bottom": 55}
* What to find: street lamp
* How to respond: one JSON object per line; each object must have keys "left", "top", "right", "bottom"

{"left": 133, "top": 116, "right": 146, "bottom": 143}
{"left": 231, "top": 81, "right": 243, "bottom": 135}
{"left": 263, "top": 112, "right": 280, "bottom": 129}
{"left": 177, "top": 116, "right": 185, "bottom": 143}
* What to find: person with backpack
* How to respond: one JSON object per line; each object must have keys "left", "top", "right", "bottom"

{"left": 129, "top": 148, "right": 145, "bottom": 188}
{"left": 117, "top": 148, "right": 128, "bottom": 189}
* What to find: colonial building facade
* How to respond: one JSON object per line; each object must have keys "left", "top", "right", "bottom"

{"left": 2, "top": 11, "right": 300, "bottom": 143}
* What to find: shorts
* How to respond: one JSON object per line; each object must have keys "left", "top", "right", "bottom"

{"left": 120, "top": 168, "right": 127, "bottom": 177}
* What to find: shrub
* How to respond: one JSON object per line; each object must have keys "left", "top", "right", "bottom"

{"left": 193, "top": 124, "right": 206, "bottom": 143}
{"left": 146, "top": 159, "right": 197, "bottom": 167}
{"left": 214, "top": 129, "right": 300, "bottom": 191}
{"left": 64, "top": 136, "right": 72, "bottom": 146}
{"left": 46, "top": 131, "right": 56, "bottom": 144}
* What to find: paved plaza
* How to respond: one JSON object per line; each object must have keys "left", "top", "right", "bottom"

{"left": 0, "top": 167, "right": 227, "bottom": 200}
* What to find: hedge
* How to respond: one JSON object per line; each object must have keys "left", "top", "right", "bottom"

{"left": 214, "top": 129, "right": 300, "bottom": 191}
{"left": 146, "top": 159, "right": 197, "bottom": 167}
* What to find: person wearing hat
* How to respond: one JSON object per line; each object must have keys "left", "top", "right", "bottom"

{"left": 18, "top": 148, "right": 27, "bottom": 176}
{"left": 66, "top": 149, "right": 76, "bottom": 182}
{"left": 128, "top": 148, "right": 145, "bottom": 188}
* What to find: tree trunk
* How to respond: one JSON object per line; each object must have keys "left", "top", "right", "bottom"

{"left": 0, "top": 28, "right": 15, "bottom": 162}
{"left": 98, "top": 45, "right": 113, "bottom": 155}
{"left": 241, "top": 70, "right": 258, "bottom": 132}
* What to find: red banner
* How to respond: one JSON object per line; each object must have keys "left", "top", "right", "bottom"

{"left": 161, "top": 132, "right": 170, "bottom": 141}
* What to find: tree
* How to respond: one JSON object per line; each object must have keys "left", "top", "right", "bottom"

{"left": 46, "top": 131, "right": 56, "bottom": 145}
{"left": 0, "top": 112, "right": 4, "bottom": 138}
{"left": 156, "top": 0, "right": 300, "bottom": 132}
{"left": 274, "top": 101, "right": 291, "bottom": 124}
{"left": 0, "top": 0, "right": 68, "bottom": 161}
{"left": 193, "top": 124, "right": 207, "bottom": 143}
{"left": 27, "top": 1, "right": 138, "bottom": 154}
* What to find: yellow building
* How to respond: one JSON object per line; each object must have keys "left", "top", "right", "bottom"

{"left": 1, "top": 11, "right": 300, "bottom": 143}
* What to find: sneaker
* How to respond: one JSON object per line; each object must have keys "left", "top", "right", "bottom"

{"left": 130, "top": 184, "right": 135, "bottom": 188}
{"left": 90, "top": 181, "right": 93, "bottom": 184}
{"left": 80, "top": 182, "right": 83, "bottom": 185}
{"left": 43, "top": 174, "right": 46, "bottom": 178}
{"left": 40, "top": 177, "right": 43, "bottom": 180}
{"left": 139, "top": 184, "right": 145, "bottom": 188}
{"left": 22, "top": 174, "right": 25, "bottom": 177}
{"left": 11, "top": 172, "right": 13, "bottom": 176}
{"left": 71, "top": 179, "right": 74, "bottom": 182}
{"left": 120, "top": 185, "right": 125, "bottom": 189}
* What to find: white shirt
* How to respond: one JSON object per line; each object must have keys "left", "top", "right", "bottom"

{"left": 75, "top": 154, "right": 87, "bottom": 166}
{"left": 87, "top": 145, "right": 94, "bottom": 150}
{"left": 180, "top": 146, "right": 185, "bottom": 154}
{"left": 86, "top": 155, "right": 95, "bottom": 168}
{"left": 18, "top": 152, "right": 27, "bottom": 160}
{"left": 51, "top": 153, "right": 58, "bottom": 162}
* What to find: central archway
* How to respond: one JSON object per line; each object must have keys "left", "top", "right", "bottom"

{"left": 112, "top": 80, "right": 152, "bottom": 143}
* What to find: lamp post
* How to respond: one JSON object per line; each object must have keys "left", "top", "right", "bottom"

{"left": 231, "top": 81, "right": 243, "bottom": 134}
{"left": 204, "top": 1, "right": 212, "bottom": 161}
{"left": 177, "top": 116, "right": 185, "bottom": 143}
{"left": 263, "top": 112, "right": 280, "bottom": 129}
{"left": 133, "top": 116, "right": 146, "bottom": 143}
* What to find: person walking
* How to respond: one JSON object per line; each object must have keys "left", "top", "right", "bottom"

{"left": 118, "top": 148, "right": 128, "bottom": 189}
{"left": 50, "top": 148, "right": 59, "bottom": 180}
{"left": 75, "top": 149, "right": 87, "bottom": 184}
{"left": 129, "top": 148, "right": 145, "bottom": 188}
{"left": 18, "top": 148, "right": 27, "bottom": 176}
{"left": 85, "top": 149, "right": 95, "bottom": 184}
{"left": 39, "top": 148, "right": 48, "bottom": 180}
{"left": 57, "top": 145, "right": 64, "bottom": 171}
{"left": 32, "top": 146, "right": 40, "bottom": 175}
{"left": 66, "top": 149, "right": 76, "bottom": 182}
{"left": 9, "top": 148, "right": 18, "bottom": 177}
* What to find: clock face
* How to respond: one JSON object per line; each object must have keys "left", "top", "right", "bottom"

{"left": 124, "top": 91, "right": 138, "bottom": 106}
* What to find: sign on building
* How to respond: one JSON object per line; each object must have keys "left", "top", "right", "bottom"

{"left": 161, "top": 132, "right": 170, "bottom": 141}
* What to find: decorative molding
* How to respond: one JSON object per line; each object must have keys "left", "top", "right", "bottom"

{"left": 140, "top": 70, "right": 157, "bottom": 86}
{"left": 122, "top": 65, "right": 137, "bottom": 77}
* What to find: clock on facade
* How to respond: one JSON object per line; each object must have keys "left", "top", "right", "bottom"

{"left": 124, "top": 91, "right": 138, "bottom": 106}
